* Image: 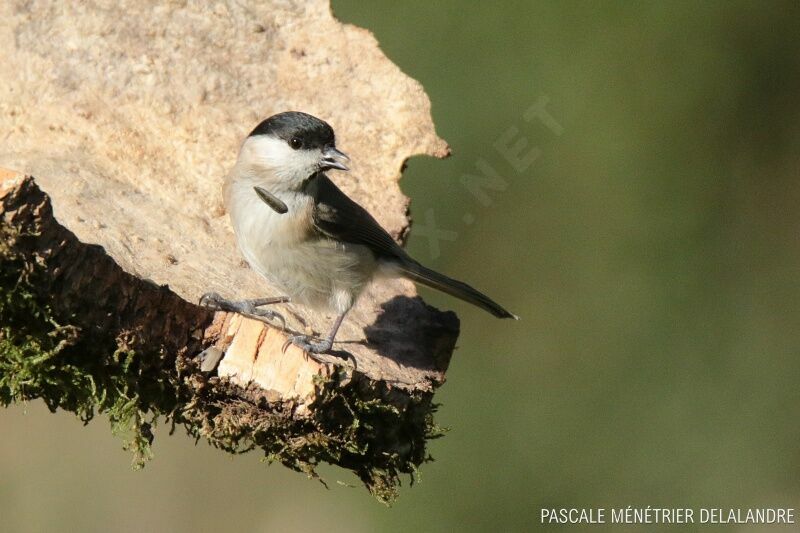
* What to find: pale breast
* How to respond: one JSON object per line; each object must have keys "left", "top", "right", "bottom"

{"left": 226, "top": 182, "right": 312, "bottom": 247}
{"left": 224, "top": 179, "right": 376, "bottom": 312}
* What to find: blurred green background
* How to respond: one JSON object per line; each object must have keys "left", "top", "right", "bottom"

{"left": 2, "top": 1, "right": 800, "bottom": 531}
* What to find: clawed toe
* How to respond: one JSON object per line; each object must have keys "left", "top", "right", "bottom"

{"left": 282, "top": 335, "right": 333, "bottom": 358}
{"left": 250, "top": 307, "right": 286, "bottom": 329}
{"left": 199, "top": 292, "right": 225, "bottom": 310}
{"left": 199, "top": 292, "right": 287, "bottom": 328}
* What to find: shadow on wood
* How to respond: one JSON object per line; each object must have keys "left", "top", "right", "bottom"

{"left": 0, "top": 171, "right": 458, "bottom": 504}
{"left": 0, "top": 0, "right": 456, "bottom": 503}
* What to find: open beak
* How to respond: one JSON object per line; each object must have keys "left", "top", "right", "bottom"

{"left": 320, "top": 146, "right": 350, "bottom": 172}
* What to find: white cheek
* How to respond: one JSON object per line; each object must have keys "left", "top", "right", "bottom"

{"left": 283, "top": 149, "right": 320, "bottom": 178}
{"left": 241, "top": 136, "right": 319, "bottom": 182}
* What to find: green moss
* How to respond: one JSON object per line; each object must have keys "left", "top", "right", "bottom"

{"left": 0, "top": 224, "right": 170, "bottom": 468}
{"left": 0, "top": 219, "right": 445, "bottom": 504}
{"left": 173, "top": 362, "right": 442, "bottom": 504}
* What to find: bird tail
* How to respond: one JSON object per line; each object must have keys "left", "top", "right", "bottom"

{"left": 395, "top": 260, "right": 519, "bottom": 320}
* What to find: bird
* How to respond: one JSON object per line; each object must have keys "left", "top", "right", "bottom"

{"left": 200, "top": 111, "right": 517, "bottom": 358}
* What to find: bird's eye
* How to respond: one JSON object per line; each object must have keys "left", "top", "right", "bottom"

{"left": 289, "top": 137, "right": 302, "bottom": 150}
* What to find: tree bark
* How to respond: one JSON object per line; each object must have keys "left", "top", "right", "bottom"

{"left": 0, "top": 0, "right": 457, "bottom": 503}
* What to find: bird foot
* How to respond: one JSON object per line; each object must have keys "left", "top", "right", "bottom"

{"left": 199, "top": 291, "right": 287, "bottom": 328}
{"left": 282, "top": 334, "right": 335, "bottom": 362}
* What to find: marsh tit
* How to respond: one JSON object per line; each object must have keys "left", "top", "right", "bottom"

{"left": 201, "top": 111, "right": 517, "bottom": 357}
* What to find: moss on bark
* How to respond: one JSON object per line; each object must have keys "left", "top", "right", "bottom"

{"left": 0, "top": 188, "right": 445, "bottom": 504}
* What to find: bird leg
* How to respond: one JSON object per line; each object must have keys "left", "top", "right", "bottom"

{"left": 283, "top": 309, "right": 349, "bottom": 360}
{"left": 199, "top": 291, "right": 289, "bottom": 328}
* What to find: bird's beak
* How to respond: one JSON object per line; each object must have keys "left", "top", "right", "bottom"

{"left": 320, "top": 146, "right": 350, "bottom": 171}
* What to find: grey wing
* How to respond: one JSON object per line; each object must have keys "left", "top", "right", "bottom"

{"left": 305, "top": 176, "right": 518, "bottom": 319}
{"left": 305, "top": 174, "right": 411, "bottom": 262}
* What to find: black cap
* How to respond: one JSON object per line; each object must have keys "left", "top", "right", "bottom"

{"left": 249, "top": 111, "right": 335, "bottom": 150}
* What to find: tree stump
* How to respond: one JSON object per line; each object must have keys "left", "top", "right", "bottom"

{"left": 0, "top": 0, "right": 456, "bottom": 503}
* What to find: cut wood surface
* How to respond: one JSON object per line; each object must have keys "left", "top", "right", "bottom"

{"left": 0, "top": 1, "right": 459, "bottom": 500}
{"left": 0, "top": 0, "right": 457, "bottom": 403}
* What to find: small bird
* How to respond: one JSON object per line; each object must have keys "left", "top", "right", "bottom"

{"left": 201, "top": 111, "right": 517, "bottom": 357}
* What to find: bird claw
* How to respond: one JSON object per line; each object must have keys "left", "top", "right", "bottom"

{"left": 199, "top": 291, "right": 286, "bottom": 329}
{"left": 282, "top": 334, "right": 333, "bottom": 360}
{"left": 249, "top": 307, "right": 286, "bottom": 329}
{"left": 199, "top": 292, "right": 227, "bottom": 311}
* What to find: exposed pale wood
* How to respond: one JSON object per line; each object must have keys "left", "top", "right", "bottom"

{"left": 214, "top": 315, "right": 333, "bottom": 415}
{"left": 0, "top": 0, "right": 458, "bottom": 398}
{"left": 1, "top": 171, "right": 454, "bottom": 501}
{"left": 0, "top": 2, "right": 461, "bottom": 501}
